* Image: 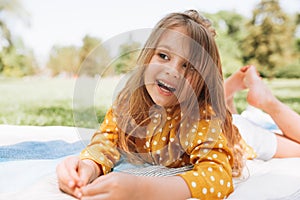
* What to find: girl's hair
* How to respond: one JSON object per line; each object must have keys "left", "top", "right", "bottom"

{"left": 114, "top": 10, "right": 245, "bottom": 176}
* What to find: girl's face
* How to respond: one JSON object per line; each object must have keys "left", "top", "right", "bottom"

{"left": 144, "top": 26, "right": 197, "bottom": 107}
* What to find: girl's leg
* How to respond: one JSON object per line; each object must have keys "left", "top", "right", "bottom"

{"left": 245, "top": 66, "right": 300, "bottom": 143}
{"left": 233, "top": 114, "right": 300, "bottom": 159}
{"left": 274, "top": 135, "right": 300, "bottom": 157}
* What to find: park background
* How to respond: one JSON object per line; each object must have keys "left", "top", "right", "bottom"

{"left": 0, "top": 0, "right": 299, "bottom": 128}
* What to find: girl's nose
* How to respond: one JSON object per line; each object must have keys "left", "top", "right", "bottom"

{"left": 165, "top": 60, "right": 183, "bottom": 79}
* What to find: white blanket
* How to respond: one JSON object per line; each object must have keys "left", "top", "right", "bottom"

{"left": 0, "top": 124, "right": 300, "bottom": 200}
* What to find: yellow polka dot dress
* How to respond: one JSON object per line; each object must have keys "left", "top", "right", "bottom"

{"left": 80, "top": 107, "right": 234, "bottom": 199}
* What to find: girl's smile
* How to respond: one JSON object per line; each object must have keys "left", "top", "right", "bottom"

{"left": 156, "top": 79, "right": 176, "bottom": 95}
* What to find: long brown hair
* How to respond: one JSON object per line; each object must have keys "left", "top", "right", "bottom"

{"left": 113, "top": 10, "right": 245, "bottom": 176}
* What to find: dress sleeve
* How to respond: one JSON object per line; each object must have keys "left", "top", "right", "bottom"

{"left": 178, "top": 119, "right": 234, "bottom": 199}
{"left": 79, "top": 107, "right": 120, "bottom": 175}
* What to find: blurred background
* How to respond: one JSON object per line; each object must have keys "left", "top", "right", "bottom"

{"left": 0, "top": 0, "right": 299, "bottom": 128}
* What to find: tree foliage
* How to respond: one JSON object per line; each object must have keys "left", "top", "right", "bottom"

{"left": 0, "top": 46, "right": 37, "bottom": 77}
{"left": 46, "top": 35, "right": 112, "bottom": 77}
{"left": 0, "top": 0, "right": 35, "bottom": 76}
{"left": 47, "top": 45, "right": 80, "bottom": 77}
{"left": 0, "top": 0, "right": 25, "bottom": 49}
{"left": 113, "top": 41, "right": 141, "bottom": 74}
{"left": 78, "top": 35, "right": 111, "bottom": 77}
{"left": 241, "top": 0, "right": 297, "bottom": 77}
{"left": 206, "top": 11, "right": 247, "bottom": 76}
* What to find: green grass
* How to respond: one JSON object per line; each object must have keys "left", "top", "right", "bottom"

{"left": 0, "top": 76, "right": 119, "bottom": 128}
{"left": 0, "top": 76, "right": 299, "bottom": 128}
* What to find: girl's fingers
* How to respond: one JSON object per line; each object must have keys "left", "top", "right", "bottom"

{"left": 74, "top": 187, "right": 83, "bottom": 199}
{"left": 81, "top": 176, "right": 109, "bottom": 196}
{"left": 78, "top": 159, "right": 101, "bottom": 186}
{"left": 65, "top": 157, "right": 81, "bottom": 182}
{"left": 81, "top": 194, "right": 110, "bottom": 200}
{"left": 56, "top": 162, "right": 72, "bottom": 187}
{"left": 78, "top": 160, "right": 91, "bottom": 186}
{"left": 59, "top": 185, "right": 82, "bottom": 199}
{"left": 56, "top": 156, "right": 81, "bottom": 190}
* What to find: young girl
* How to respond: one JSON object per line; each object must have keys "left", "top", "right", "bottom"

{"left": 57, "top": 10, "right": 245, "bottom": 200}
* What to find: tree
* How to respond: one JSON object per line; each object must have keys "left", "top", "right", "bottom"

{"left": 0, "top": 0, "right": 25, "bottom": 50}
{"left": 295, "top": 13, "right": 300, "bottom": 52}
{"left": 205, "top": 11, "right": 247, "bottom": 76}
{"left": 241, "top": 0, "right": 296, "bottom": 77}
{"left": 1, "top": 45, "right": 37, "bottom": 77}
{"left": 47, "top": 35, "right": 112, "bottom": 77}
{"left": 47, "top": 45, "right": 80, "bottom": 77}
{"left": 113, "top": 40, "right": 141, "bottom": 74}
{"left": 78, "top": 35, "right": 111, "bottom": 77}
{"left": 0, "top": 0, "right": 33, "bottom": 76}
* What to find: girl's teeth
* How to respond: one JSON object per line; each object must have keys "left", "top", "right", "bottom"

{"left": 161, "top": 81, "right": 171, "bottom": 88}
{"left": 158, "top": 81, "right": 176, "bottom": 92}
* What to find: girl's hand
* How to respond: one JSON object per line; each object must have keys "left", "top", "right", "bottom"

{"left": 56, "top": 156, "right": 100, "bottom": 198}
{"left": 80, "top": 172, "right": 143, "bottom": 200}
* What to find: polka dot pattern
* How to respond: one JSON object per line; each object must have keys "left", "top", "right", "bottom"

{"left": 177, "top": 115, "right": 235, "bottom": 198}
{"left": 80, "top": 107, "right": 235, "bottom": 199}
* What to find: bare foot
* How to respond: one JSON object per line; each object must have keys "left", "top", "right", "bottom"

{"left": 224, "top": 65, "right": 251, "bottom": 99}
{"left": 244, "top": 66, "right": 276, "bottom": 111}
{"left": 224, "top": 65, "right": 251, "bottom": 113}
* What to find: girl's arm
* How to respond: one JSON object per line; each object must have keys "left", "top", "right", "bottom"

{"left": 80, "top": 155, "right": 232, "bottom": 200}
{"left": 80, "top": 171, "right": 191, "bottom": 200}
{"left": 79, "top": 107, "right": 121, "bottom": 175}
{"left": 139, "top": 175, "right": 191, "bottom": 200}
{"left": 177, "top": 119, "right": 234, "bottom": 199}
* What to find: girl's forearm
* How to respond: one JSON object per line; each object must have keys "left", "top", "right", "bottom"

{"left": 138, "top": 175, "right": 191, "bottom": 200}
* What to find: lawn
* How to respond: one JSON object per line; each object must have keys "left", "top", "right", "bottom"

{"left": 0, "top": 76, "right": 120, "bottom": 128}
{"left": 0, "top": 76, "right": 299, "bottom": 128}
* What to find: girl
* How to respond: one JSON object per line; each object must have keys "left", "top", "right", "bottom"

{"left": 57, "top": 10, "right": 245, "bottom": 200}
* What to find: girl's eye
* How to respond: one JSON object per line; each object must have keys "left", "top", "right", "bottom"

{"left": 183, "top": 63, "right": 195, "bottom": 73}
{"left": 182, "top": 63, "right": 195, "bottom": 71}
{"left": 159, "top": 53, "right": 169, "bottom": 60}
{"left": 189, "top": 66, "right": 195, "bottom": 72}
